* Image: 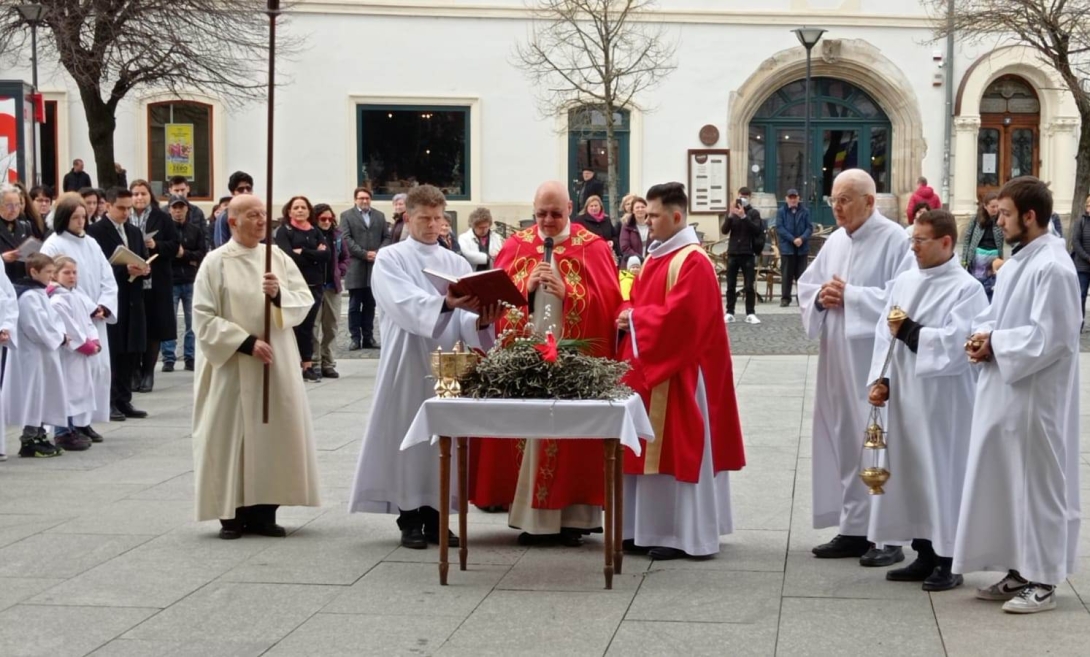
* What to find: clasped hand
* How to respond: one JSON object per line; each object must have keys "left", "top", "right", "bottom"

{"left": 526, "top": 262, "right": 565, "bottom": 299}
{"left": 965, "top": 331, "right": 992, "bottom": 363}
{"left": 615, "top": 308, "right": 633, "bottom": 331}
{"left": 818, "top": 276, "right": 846, "bottom": 309}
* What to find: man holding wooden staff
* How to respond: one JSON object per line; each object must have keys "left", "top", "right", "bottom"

{"left": 191, "top": 195, "right": 321, "bottom": 540}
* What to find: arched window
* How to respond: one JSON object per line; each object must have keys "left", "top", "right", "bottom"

{"left": 977, "top": 75, "right": 1040, "bottom": 199}
{"left": 147, "top": 101, "right": 213, "bottom": 199}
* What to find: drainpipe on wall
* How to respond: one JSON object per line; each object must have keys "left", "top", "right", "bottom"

{"left": 941, "top": 0, "right": 955, "bottom": 208}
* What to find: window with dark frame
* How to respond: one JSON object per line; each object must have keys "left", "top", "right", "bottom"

{"left": 356, "top": 105, "right": 470, "bottom": 200}
{"left": 147, "top": 101, "right": 213, "bottom": 199}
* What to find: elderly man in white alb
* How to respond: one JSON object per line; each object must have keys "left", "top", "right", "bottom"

{"left": 798, "top": 168, "right": 911, "bottom": 568}
{"left": 349, "top": 184, "right": 499, "bottom": 549}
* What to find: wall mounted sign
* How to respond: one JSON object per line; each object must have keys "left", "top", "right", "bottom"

{"left": 699, "top": 124, "right": 720, "bottom": 146}
{"left": 687, "top": 149, "right": 730, "bottom": 214}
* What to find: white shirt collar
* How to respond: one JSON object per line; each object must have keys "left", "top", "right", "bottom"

{"left": 538, "top": 222, "right": 571, "bottom": 245}
{"left": 648, "top": 226, "right": 699, "bottom": 259}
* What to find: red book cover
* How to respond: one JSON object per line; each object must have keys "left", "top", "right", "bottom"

{"left": 423, "top": 268, "right": 527, "bottom": 308}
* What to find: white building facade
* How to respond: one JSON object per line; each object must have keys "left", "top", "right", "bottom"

{"left": 6, "top": 0, "right": 1082, "bottom": 235}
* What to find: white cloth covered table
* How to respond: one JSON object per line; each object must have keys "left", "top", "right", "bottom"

{"left": 399, "top": 393, "right": 653, "bottom": 590}
{"left": 400, "top": 394, "right": 654, "bottom": 454}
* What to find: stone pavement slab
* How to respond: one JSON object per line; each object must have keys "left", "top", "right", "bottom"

{"left": 1, "top": 355, "right": 1089, "bottom": 655}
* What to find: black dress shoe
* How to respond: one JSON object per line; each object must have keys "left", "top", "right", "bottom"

{"left": 162, "top": 362, "right": 175, "bottom": 373}
{"left": 860, "top": 545, "right": 905, "bottom": 567}
{"left": 922, "top": 565, "right": 964, "bottom": 592}
{"left": 348, "top": 340, "right": 362, "bottom": 351}
{"left": 118, "top": 404, "right": 148, "bottom": 419}
{"left": 780, "top": 299, "right": 791, "bottom": 307}
{"left": 424, "top": 529, "right": 460, "bottom": 547}
{"left": 622, "top": 539, "right": 650, "bottom": 555}
{"left": 135, "top": 374, "right": 153, "bottom": 393}
{"left": 302, "top": 368, "right": 320, "bottom": 382}
{"left": 184, "top": 359, "right": 195, "bottom": 371}
{"left": 886, "top": 557, "right": 936, "bottom": 582}
{"left": 361, "top": 340, "right": 379, "bottom": 350}
{"left": 110, "top": 406, "right": 126, "bottom": 422}
{"left": 648, "top": 546, "right": 688, "bottom": 560}
{"left": 76, "top": 426, "right": 104, "bottom": 443}
{"left": 400, "top": 527, "right": 427, "bottom": 549}
{"left": 245, "top": 522, "right": 287, "bottom": 538}
{"left": 219, "top": 527, "right": 242, "bottom": 540}
{"left": 812, "top": 534, "right": 871, "bottom": 559}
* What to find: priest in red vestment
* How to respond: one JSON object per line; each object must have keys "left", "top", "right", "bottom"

{"left": 616, "top": 182, "right": 745, "bottom": 560}
{"left": 470, "top": 180, "right": 623, "bottom": 545}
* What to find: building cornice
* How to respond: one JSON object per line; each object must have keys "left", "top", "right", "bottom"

{"left": 289, "top": 1, "right": 934, "bottom": 28}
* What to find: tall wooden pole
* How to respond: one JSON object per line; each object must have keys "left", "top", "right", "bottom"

{"left": 262, "top": 0, "right": 279, "bottom": 424}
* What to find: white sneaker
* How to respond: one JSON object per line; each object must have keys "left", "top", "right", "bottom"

{"left": 724, "top": 313, "right": 736, "bottom": 323}
{"left": 745, "top": 314, "right": 761, "bottom": 325}
{"left": 1002, "top": 584, "right": 1057, "bottom": 614}
{"left": 976, "top": 572, "right": 1030, "bottom": 601}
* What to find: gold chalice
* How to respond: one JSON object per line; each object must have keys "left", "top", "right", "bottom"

{"left": 430, "top": 341, "right": 481, "bottom": 398}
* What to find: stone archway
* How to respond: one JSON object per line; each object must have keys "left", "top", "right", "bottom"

{"left": 728, "top": 38, "right": 926, "bottom": 213}
{"left": 951, "top": 45, "right": 1080, "bottom": 219}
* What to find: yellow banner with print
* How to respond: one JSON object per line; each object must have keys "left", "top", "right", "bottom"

{"left": 164, "top": 123, "right": 194, "bottom": 178}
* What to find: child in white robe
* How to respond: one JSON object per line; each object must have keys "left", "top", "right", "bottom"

{"left": 0, "top": 265, "right": 17, "bottom": 461}
{"left": 49, "top": 256, "right": 104, "bottom": 451}
{"left": 1, "top": 254, "right": 69, "bottom": 458}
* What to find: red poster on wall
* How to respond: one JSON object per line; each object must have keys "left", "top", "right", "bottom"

{"left": 0, "top": 96, "right": 17, "bottom": 183}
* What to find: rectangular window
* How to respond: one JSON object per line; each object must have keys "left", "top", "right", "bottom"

{"left": 147, "top": 102, "right": 212, "bottom": 199}
{"left": 869, "top": 126, "right": 890, "bottom": 194}
{"left": 357, "top": 105, "right": 470, "bottom": 200}
{"left": 775, "top": 128, "right": 804, "bottom": 199}
{"left": 747, "top": 125, "right": 766, "bottom": 192}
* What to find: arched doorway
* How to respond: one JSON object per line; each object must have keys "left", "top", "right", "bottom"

{"left": 976, "top": 75, "right": 1040, "bottom": 200}
{"left": 747, "top": 77, "right": 892, "bottom": 224}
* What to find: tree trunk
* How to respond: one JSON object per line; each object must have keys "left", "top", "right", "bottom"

{"left": 77, "top": 85, "right": 119, "bottom": 191}
{"left": 1070, "top": 113, "right": 1090, "bottom": 234}
{"left": 604, "top": 105, "right": 618, "bottom": 229}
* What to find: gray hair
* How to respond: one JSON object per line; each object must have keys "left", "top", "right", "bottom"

{"left": 392, "top": 193, "right": 408, "bottom": 204}
{"left": 469, "top": 207, "right": 493, "bottom": 226}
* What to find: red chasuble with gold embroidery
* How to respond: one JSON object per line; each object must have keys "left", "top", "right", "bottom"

{"left": 469, "top": 224, "right": 623, "bottom": 509}
{"left": 620, "top": 245, "right": 745, "bottom": 482}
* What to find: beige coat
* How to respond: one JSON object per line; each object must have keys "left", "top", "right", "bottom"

{"left": 192, "top": 239, "right": 321, "bottom": 521}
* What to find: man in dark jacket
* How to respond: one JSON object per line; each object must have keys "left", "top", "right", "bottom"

{"left": 87, "top": 187, "right": 149, "bottom": 420}
{"left": 340, "top": 186, "right": 390, "bottom": 349}
{"left": 213, "top": 172, "right": 254, "bottom": 247}
{"left": 62, "top": 159, "right": 93, "bottom": 192}
{"left": 168, "top": 175, "right": 208, "bottom": 237}
{"left": 775, "top": 189, "right": 813, "bottom": 306}
{"left": 161, "top": 196, "right": 207, "bottom": 372}
{"left": 577, "top": 167, "right": 605, "bottom": 213}
{"left": 721, "top": 186, "right": 764, "bottom": 324}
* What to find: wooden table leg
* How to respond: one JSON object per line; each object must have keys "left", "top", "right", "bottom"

{"left": 457, "top": 437, "right": 468, "bottom": 572}
{"left": 603, "top": 440, "right": 615, "bottom": 590}
{"left": 613, "top": 439, "right": 624, "bottom": 575}
{"left": 439, "top": 436, "right": 451, "bottom": 586}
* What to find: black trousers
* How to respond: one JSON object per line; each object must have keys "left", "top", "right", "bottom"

{"left": 293, "top": 285, "right": 322, "bottom": 363}
{"left": 139, "top": 339, "right": 160, "bottom": 379}
{"left": 781, "top": 253, "right": 808, "bottom": 301}
{"left": 109, "top": 345, "right": 136, "bottom": 406}
{"left": 220, "top": 504, "right": 279, "bottom": 531}
{"left": 348, "top": 287, "right": 376, "bottom": 345}
{"left": 397, "top": 506, "right": 440, "bottom": 532}
{"left": 725, "top": 254, "right": 757, "bottom": 316}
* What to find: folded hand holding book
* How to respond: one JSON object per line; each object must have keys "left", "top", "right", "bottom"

{"left": 423, "top": 268, "right": 526, "bottom": 308}
{"left": 109, "top": 246, "right": 158, "bottom": 282}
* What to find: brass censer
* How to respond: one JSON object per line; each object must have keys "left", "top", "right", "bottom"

{"left": 858, "top": 305, "right": 905, "bottom": 495}
{"left": 430, "top": 341, "right": 480, "bottom": 398}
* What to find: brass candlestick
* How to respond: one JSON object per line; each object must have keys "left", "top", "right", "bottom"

{"left": 430, "top": 341, "right": 481, "bottom": 398}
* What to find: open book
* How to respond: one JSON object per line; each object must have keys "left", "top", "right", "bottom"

{"left": 109, "top": 246, "right": 158, "bottom": 282}
{"left": 16, "top": 237, "right": 42, "bottom": 261}
{"left": 423, "top": 267, "right": 526, "bottom": 308}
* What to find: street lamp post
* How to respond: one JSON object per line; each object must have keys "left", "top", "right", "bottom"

{"left": 16, "top": 4, "right": 46, "bottom": 186}
{"left": 792, "top": 27, "right": 826, "bottom": 208}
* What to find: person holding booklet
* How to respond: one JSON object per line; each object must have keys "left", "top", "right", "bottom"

{"left": 349, "top": 184, "right": 500, "bottom": 549}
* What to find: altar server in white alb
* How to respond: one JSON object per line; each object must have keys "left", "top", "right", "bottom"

{"left": 865, "top": 209, "right": 988, "bottom": 592}
{"left": 40, "top": 193, "right": 118, "bottom": 439}
{"left": 957, "top": 176, "right": 1081, "bottom": 614}
{"left": 0, "top": 264, "right": 16, "bottom": 461}
{"left": 349, "top": 184, "right": 499, "bottom": 549}
{"left": 798, "top": 168, "right": 911, "bottom": 567}
{"left": 48, "top": 256, "right": 105, "bottom": 452}
{"left": 2, "top": 254, "right": 69, "bottom": 458}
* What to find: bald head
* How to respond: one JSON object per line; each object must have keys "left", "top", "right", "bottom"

{"left": 830, "top": 168, "right": 877, "bottom": 234}
{"left": 228, "top": 195, "right": 268, "bottom": 248}
{"left": 533, "top": 181, "right": 572, "bottom": 238}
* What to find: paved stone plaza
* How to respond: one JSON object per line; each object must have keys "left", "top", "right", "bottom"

{"left": 2, "top": 338, "right": 1090, "bottom": 656}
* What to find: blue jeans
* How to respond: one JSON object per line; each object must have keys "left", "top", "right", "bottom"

{"left": 54, "top": 417, "right": 75, "bottom": 437}
{"left": 162, "top": 283, "right": 195, "bottom": 364}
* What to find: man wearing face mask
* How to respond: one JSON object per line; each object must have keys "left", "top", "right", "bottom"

{"left": 721, "top": 187, "right": 765, "bottom": 324}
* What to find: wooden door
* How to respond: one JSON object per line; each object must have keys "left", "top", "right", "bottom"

{"left": 976, "top": 115, "right": 1039, "bottom": 201}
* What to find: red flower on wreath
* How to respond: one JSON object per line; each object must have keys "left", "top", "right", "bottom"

{"left": 534, "top": 332, "right": 559, "bottom": 363}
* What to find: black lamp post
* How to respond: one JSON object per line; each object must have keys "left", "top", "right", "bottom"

{"left": 792, "top": 27, "right": 826, "bottom": 207}
{"left": 16, "top": 4, "right": 46, "bottom": 185}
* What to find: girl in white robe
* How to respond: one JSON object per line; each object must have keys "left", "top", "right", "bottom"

{"left": 1, "top": 255, "right": 68, "bottom": 457}
{"left": 49, "top": 256, "right": 104, "bottom": 445}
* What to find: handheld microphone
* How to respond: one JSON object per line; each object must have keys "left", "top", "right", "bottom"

{"left": 543, "top": 237, "right": 554, "bottom": 264}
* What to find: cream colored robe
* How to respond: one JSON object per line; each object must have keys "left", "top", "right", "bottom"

{"left": 192, "top": 239, "right": 321, "bottom": 521}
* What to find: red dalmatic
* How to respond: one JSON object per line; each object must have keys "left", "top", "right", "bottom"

{"left": 469, "top": 224, "right": 622, "bottom": 509}
{"left": 620, "top": 243, "right": 745, "bottom": 482}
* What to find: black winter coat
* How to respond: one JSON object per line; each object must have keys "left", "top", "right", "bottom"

{"left": 171, "top": 219, "right": 207, "bottom": 284}
{"left": 138, "top": 207, "right": 180, "bottom": 341}
{"left": 275, "top": 223, "right": 330, "bottom": 287}
{"left": 87, "top": 219, "right": 148, "bottom": 354}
